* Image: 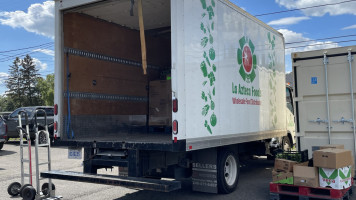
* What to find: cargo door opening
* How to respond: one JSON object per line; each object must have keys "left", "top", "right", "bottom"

{"left": 62, "top": 0, "right": 172, "bottom": 143}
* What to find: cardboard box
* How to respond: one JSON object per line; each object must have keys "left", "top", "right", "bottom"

{"left": 149, "top": 80, "right": 172, "bottom": 126}
{"left": 274, "top": 159, "right": 298, "bottom": 172}
{"left": 272, "top": 170, "right": 293, "bottom": 184}
{"left": 293, "top": 165, "right": 319, "bottom": 187}
{"left": 319, "top": 166, "right": 352, "bottom": 189}
{"left": 313, "top": 149, "right": 352, "bottom": 169}
{"left": 319, "top": 144, "right": 344, "bottom": 150}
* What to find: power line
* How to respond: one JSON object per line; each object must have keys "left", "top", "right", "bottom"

{"left": 286, "top": 34, "right": 356, "bottom": 45}
{"left": 0, "top": 42, "right": 54, "bottom": 54}
{"left": 255, "top": 0, "right": 356, "bottom": 17}
{"left": 0, "top": 44, "right": 54, "bottom": 62}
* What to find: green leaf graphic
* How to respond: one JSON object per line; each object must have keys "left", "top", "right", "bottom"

{"left": 200, "top": 23, "right": 206, "bottom": 33}
{"left": 207, "top": 6, "right": 214, "bottom": 20}
{"left": 200, "top": 61, "right": 208, "bottom": 77}
{"left": 209, "top": 34, "right": 214, "bottom": 44}
{"left": 209, "top": 48, "right": 215, "bottom": 60}
{"left": 201, "top": 37, "right": 209, "bottom": 47}
{"left": 211, "top": 101, "right": 215, "bottom": 110}
{"left": 200, "top": 0, "right": 207, "bottom": 9}
{"left": 211, "top": 0, "right": 215, "bottom": 7}
{"left": 210, "top": 113, "right": 217, "bottom": 127}
{"left": 212, "top": 64, "right": 216, "bottom": 72}
{"left": 237, "top": 49, "right": 242, "bottom": 65}
{"left": 202, "top": 105, "right": 210, "bottom": 116}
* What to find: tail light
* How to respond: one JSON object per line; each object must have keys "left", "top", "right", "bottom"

{"left": 54, "top": 121, "right": 57, "bottom": 132}
{"left": 172, "top": 99, "right": 178, "bottom": 112}
{"left": 54, "top": 104, "right": 58, "bottom": 115}
{"left": 173, "top": 120, "right": 178, "bottom": 135}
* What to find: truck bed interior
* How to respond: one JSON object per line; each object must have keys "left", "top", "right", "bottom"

{"left": 61, "top": 0, "right": 172, "bottom": 144}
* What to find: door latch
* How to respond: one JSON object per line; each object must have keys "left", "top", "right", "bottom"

{"left": 309, "top": 118, "right": 328, "bottom": 125}
{"left": 333, "top": 117, "right": 353, "bottom": 124}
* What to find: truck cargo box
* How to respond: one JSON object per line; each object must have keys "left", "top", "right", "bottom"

{"left": 293, "top": 46, "right": 356, "bottom": 161}
{"left": 54, "top": 0, "right": 287, "bottom": 152}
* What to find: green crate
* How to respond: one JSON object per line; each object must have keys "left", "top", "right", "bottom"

{"left": 276, "top": 150, "right": 308, "bottom": 163}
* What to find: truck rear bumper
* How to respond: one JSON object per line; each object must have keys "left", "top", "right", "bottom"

{"left": 41, "top": 170, "right": 181, "bottom": 192}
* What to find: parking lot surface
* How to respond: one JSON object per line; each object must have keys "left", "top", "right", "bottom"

{"left": 0, "top": 142, "right": 354, "bottom": 200}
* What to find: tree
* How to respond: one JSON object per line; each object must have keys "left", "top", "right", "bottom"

{"left": 5, "top": 57, "right": 23, "bottom": 108}
{"left": 5, "top": 55, "right": 44, "bottom": 108}
{"left": 37, "top": 74, "right": 54, "bottom": 106}
{"left": 20, "top": 55, "right": 43, "bottom": 106}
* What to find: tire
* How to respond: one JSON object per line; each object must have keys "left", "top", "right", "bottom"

{"left": 7, "top": 182, "right": 21, "bottom": 196}
{"left": 281, "top": 136, "right": 292, "bottom": 152}
{"left": 0, "top": 142, "right": 3, "bottom": 150}
{"left": 217, "top": 149, "right": 240, "bottom": 194}
{"left": 41, "top": 182, "right": 55, "bottom": 196}
{"left": 19, "top": 184, "right": 32, "bottom": 197}
{"left": 38, "top": 131, "right": 48, "bottom": 145}
{"left": 21, "top": 186, "right": 36, "bottom": 200}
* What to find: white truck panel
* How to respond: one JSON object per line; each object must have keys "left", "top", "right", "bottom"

{"left": 180, "top": 0, "right": 286, "bottom": 150}
{"left": 293, "top": 46, "right": 356, "bottom": 159}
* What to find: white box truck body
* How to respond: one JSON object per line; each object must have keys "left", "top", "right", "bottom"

{"left": 293, "top": 46, "right": 356, "bottom": 161}
{"left": 48, "top": 0, "right": 289, "bottom": 194}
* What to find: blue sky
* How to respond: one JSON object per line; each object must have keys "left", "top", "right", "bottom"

{"left": 0, "top": 0, "right": 356, "bottom": 94}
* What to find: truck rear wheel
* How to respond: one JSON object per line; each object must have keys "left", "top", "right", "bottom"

{"left": 281, "top": 136, "right": 291, "bottom": 151}
{"left": 217, "top": 149, "right": 240, "bottom": 194}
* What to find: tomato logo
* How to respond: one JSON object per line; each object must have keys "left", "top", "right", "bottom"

{"left": 237, "top": 36, "right": 257, "bottom": 83}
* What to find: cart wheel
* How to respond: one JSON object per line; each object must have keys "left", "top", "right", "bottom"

{"left": 19, "top": 184, "right": 32, "bottom": 197}
{"left": 41, "top": 182, "right": 56, "bottom": 196}
{"left": 7, "top": 182, "right": 21, "bottom": 196}
{"left": 21, "top": 185, "right": 36, "bottom": 200}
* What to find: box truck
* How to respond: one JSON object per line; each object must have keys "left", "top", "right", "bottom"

{"left": 44, "top": 0, "right": 291, "bottom": 194}
{"left": 292, "top": 46, "right": 356, "bottom": 165}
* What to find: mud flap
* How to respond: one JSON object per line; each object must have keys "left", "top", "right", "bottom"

{"left": 192, "top": 148, "right": 218, "bottom": 193}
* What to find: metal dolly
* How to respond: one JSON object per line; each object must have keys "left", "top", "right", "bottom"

{"left": 7, "top": 109, "right": 62, "bottom": 200}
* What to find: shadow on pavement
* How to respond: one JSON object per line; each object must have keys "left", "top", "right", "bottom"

{"left": 114, "top": 157, "right": 274, "bottom": 200}
{"left": 0, "top": 150, "right": 16, "bottom": 156}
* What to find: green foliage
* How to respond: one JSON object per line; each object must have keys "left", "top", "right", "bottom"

{"left": 4, "top": 55, "right": 53, "bottom": 110}
{"left": 37, "top": 74, "right": 54, "bottom": 106}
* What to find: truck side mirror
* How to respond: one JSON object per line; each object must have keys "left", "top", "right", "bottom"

{"left": 3, "top": 115, "right": 8, "bottom": 120}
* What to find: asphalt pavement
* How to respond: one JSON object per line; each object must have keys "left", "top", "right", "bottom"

{"left": 0, "top": 142, "right": 354, "bottom": 200}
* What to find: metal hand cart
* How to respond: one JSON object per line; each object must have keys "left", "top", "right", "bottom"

{"left": 7, "top": 109, "right": 61, "bottom": 200}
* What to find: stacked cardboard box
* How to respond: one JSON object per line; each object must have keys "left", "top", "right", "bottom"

{"left": 149, "top": 80, "right": 172, "bottom": 127}
{"left": 272, "top": 145, "right": 354, "bottom": 190}
{"left": 313, "top": 146, "right": 352, "bottom": 189}
{"left": 293, "top": 162, "right": 319, "bottom": 187}
{"left": 272, "top": 159, "right": 297, "bottom": 184}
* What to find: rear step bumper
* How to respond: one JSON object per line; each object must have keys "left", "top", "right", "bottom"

{"left": 41, "top": 170, "right": 181, "bottom": 192}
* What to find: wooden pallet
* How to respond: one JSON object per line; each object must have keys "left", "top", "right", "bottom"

{"left": 270, "top": 183, "right": 353, "bottom": 200}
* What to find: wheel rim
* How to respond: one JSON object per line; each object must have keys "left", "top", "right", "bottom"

{"left": 11, "top": 184, "right": 20, "bottom": 194}
{"left": 224, "top": 155, "right": 237, "bottom": 186}
{"left": 283, "top": 138, "right": 291, "bottom": 151}
{"left": 39, "top": 132, "right": 47, "bottom": 144}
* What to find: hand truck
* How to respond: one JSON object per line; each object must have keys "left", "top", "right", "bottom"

{"left": 7, "top": 109, "right": 62, "bottom": 200}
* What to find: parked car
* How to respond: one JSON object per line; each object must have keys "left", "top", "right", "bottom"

{"left": 4, "top": 106, "right": 54, "bottom": 143}
{"left": 0, "top": 115, "right": 7, "bottom": 150}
